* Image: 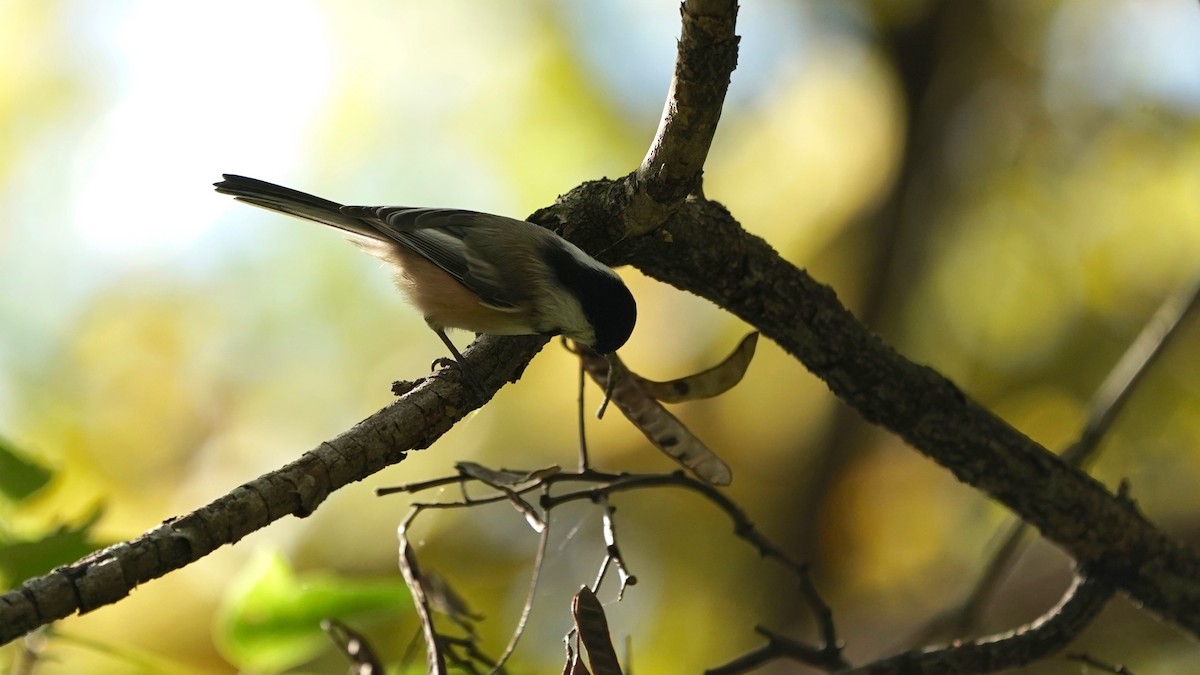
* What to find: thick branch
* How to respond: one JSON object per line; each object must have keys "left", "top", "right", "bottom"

{"left": 0, "top": 335, "right": 546, "bottom": 645}
{"left": 536, "top": 182, "right": 1200, "bottom": 637}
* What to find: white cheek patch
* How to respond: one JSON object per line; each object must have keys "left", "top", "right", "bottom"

{"left": 536, "top": 286, "right": 594, "bottom": 344}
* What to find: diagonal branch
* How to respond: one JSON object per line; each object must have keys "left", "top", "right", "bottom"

{"left": 1066, "top": 277, "right": 1200, "bottom": 466}
{"left": 0, "top": 335, "right": 546, "bottom": 645}
{"left": 538, "top": 184, "right": 1200, "bottom": 637}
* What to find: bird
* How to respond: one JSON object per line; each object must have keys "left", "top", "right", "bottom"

{"left": 214, "top": 175, "right": 637, "bottom": 389}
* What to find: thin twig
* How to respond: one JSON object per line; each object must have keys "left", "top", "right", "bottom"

{"left": 443, "top": 635, "right": 504, "bottom": 675}
{"left": 846, "top": 575, "right": 1113, "bottom": 675}
{"left": 378, "top": 474, "right": 467, "bottom": 496}
{"left": 489, "top": 493, "right": 552, "bottom": 674}
{"left": 467, "top": 476, "right": 546, "bottom": 534}
{"left": 1067, "top": 277, "right": 1200, "bottom": 466}
{"left": 705, "top": 625, "right": 831, "bottom": 674}
{"left": 322, "top": 618, "right": 386, "bottom": 675}
{"left": 397, "top": 509, "right": 448, "bottom": 675}
{"left": 544, "top": 473, "right": 805, "bottom": 576}
{"left": 909, "top": 517, "right": 1028, "bottom": 643}
{"left": 595, "top": 498, "right": 637, "bottom": 600}
{"left": 578, "top": 354, "right": 592, "bottom": 470}
{"left": 543, "top": 471, "right": 844, "bottom": 667}
{"left": 1066, "top": 652, "right": 1137, "bottom": 674}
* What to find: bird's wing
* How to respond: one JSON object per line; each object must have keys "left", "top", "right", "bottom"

{"left": 340, "top": 205, "right": 529, "bottom": 310}
{"left": 216, "top": 176, "right": 532, "bottom": 310}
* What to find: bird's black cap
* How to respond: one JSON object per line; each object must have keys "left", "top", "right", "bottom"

{"left": 584, "top": 274, "right": 637, "bottom": 353}
{"left": 542, "top": 244, "right": 636, "bottom": 353}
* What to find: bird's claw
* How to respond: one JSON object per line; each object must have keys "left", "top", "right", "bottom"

{"left": 431, "top": 356, "right": 486, "bottom": 396}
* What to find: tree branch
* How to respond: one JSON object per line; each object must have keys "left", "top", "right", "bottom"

{"left": 538, "top": 184, "right": 1200, "bottom": 637}
{"left": 623, "top": 0, "right": 739, "bottom": 234}
{"left": 844, "top": 574, "right": 1113, "bottom": 674}
{"left": 0, "top": 335, "right": 546, "bottom": 645}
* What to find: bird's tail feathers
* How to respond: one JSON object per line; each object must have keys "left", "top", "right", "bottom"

{"left": 214, "top": 174, "right": 384, "bottom": 241}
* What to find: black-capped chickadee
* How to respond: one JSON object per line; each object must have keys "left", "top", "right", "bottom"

{"left": 214, "top": 175, "right": 637, "bottom": 386}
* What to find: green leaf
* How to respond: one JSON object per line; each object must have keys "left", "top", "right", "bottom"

{"left": 0, "top": 507, "right": 106, "bottom": 588}
{"left": 0, "top": 436, "right": 53, "bottom": 502}
{"left": 215, "top": 551, "right": 414, "bottom": 673}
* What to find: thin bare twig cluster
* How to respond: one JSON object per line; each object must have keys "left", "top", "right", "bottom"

{"left": 377, "top": 463, "right": 841, "bottom": 674}
{"left": 370, "top": 333, "right": 821, "bottom": 673}
{"left": 344, "top": 280, "right": 1199, "bottom": 674}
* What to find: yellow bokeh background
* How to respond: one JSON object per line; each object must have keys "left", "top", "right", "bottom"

{"left": 3, "top": 0, "right": 1200, "bottom": 673}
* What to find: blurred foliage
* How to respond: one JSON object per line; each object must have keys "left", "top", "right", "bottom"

{"left": 214, "top": 551, "right": 412, "bottom": 673}
{"left": 0, "top": 1, "right": 87, "bottom": 193}
{"left": 1, "top": 0, "right": 1199, "bottom": 673}
{"left": 0, "top": 436, "right": 52, "bottom": 503}
{"left": 0, "top": 439, "right": 106, "bottom": 589}
{"left": 0, "top": 506, "right": 105, "bottom": 591}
